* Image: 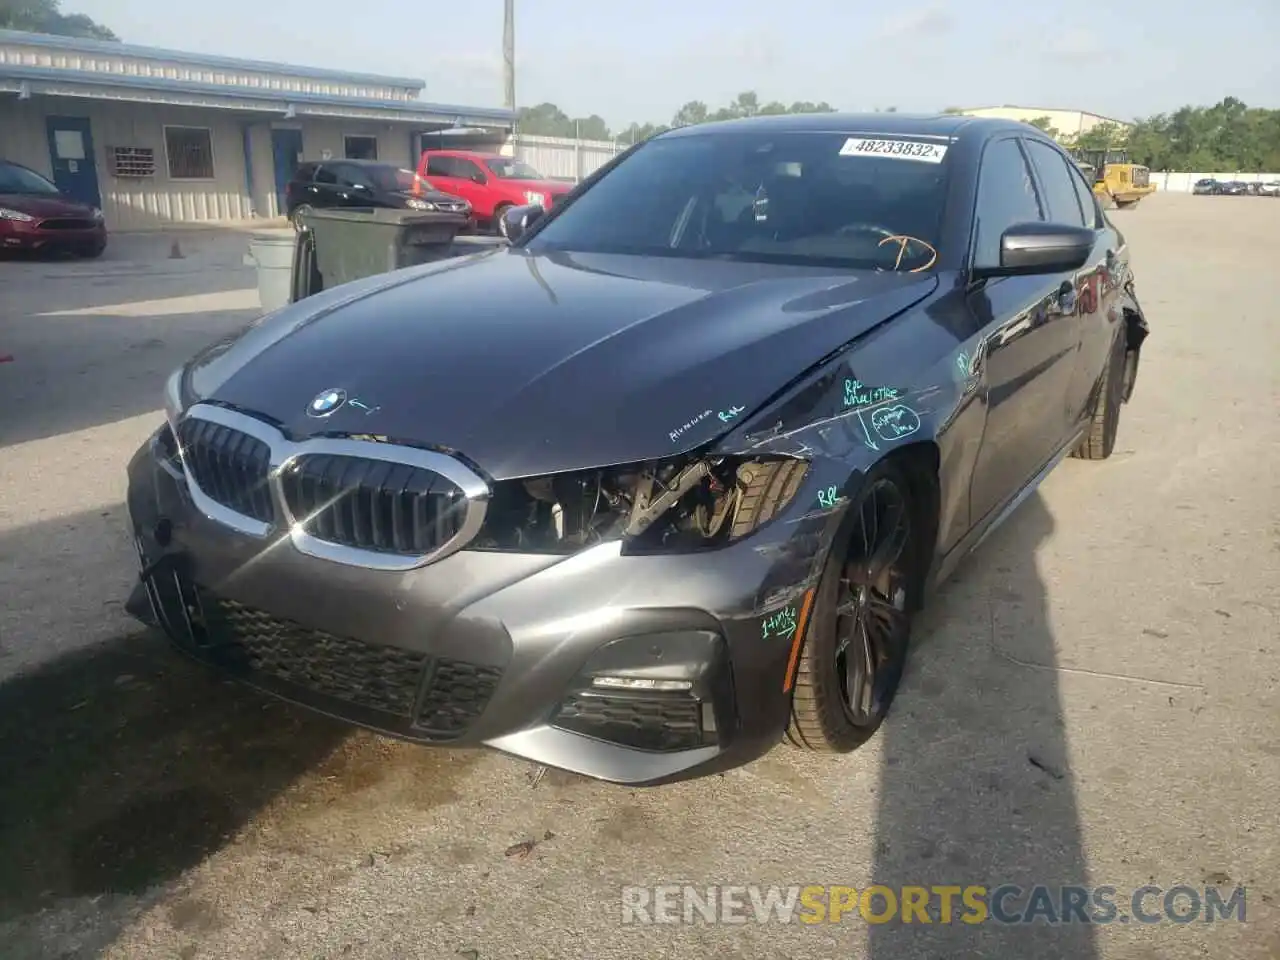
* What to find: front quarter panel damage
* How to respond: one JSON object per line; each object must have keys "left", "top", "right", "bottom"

{"left": 712, "top": 299, "right": 985, "bottom": 616}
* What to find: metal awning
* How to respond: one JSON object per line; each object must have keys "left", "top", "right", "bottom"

{"left": 0, "top": 65, "right": 514, "bottom": 128}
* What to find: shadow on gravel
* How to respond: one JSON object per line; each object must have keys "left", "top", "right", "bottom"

{"left": 0, "top": 629, "right": 348, "bottom": 920}
{"left": 871, "top": 492, "right": 1098, "bottom": 959}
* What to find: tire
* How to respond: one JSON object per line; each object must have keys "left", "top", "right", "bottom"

{"left": 492, "top": 203, "right": 513, "bottom": 237}
{"left": 289, "top": 204, "right": 313, "bottom": 230}
{"left": 786, "top": 460, "right": 918, "bottom": 752}
{"left": 1072, "top": 330, "right": 1126, "bottom": 461}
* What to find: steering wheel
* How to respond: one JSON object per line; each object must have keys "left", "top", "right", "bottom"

{"left": 836, "top": 222, "right": 898, "bottom": 242}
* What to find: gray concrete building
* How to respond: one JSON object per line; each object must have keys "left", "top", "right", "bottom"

{"left": 0, "top": 29, "right": 514, "bottom": 230}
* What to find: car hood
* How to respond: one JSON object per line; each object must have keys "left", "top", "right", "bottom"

{"left": 0, "top": 193, "right": 93, "bottom": 217}
{"left": 187, "top": 249, "right": 937, "bottom": 479}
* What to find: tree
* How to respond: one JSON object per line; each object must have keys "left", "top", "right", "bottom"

{"left": 671, "top": 100, "right": 709, "bottom": 127}
{"left": 1074, "top": 121, "right": 1126, "bottom": 152}
{"left": 1026, "top": 116, "right": 1061, "bottom": 140}
{"left": 0, "top": 0, "right": 118, "bottom": 39}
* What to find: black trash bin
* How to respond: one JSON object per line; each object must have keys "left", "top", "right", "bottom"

{"left": 295, "top": 206, "right": 469, "bottom": 300}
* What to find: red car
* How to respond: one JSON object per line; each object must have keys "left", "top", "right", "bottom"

{"left": 417, "top": 150, "right": 573, "bottom": 232}
{"left": 0, "top": 159, "right": 107, "bottom": 258}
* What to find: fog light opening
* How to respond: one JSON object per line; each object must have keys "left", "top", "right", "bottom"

{"left": 590, "top": 675, "right": 693, "bottom": 692}
{"left": 700, "top": 701, "right": 717, "bottom": 734}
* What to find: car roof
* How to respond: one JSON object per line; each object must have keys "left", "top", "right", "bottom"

{"left": 658, "top": 111, "right": 1011, "bottom": 141}
{"left": 303, "top": 158, "right": 402, "bottom": 168}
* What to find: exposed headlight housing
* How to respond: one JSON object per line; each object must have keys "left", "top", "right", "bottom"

{"left": 469, "top": 455, "right": 809, "bottom": 555}
{"left": 0, "top": 207, "right": 34, "bottom": 222}
{"left": 163, "top": 367, "right": 187, "bottom": 424}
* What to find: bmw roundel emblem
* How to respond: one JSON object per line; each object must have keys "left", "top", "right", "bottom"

{"left": 307, "top": 388, "right": 347, "bottom": 418}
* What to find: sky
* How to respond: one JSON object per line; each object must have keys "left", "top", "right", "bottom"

{"left": 69, "top": 0, "right": 1280, "bottom": 129}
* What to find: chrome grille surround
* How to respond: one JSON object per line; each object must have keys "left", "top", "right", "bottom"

{"left": 172, "top": 402, "right": 490, "bottom": 571}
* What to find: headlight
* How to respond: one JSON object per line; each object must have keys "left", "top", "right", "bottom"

{"left": 0, "top": 207, "right": 34, "bottom": 222}
{"left": 469, "top": 455, "right": 809, "bottom": 555}
{"left": 90, "top": 207, "right": 104, "bottom": 221}
{"left": 405, "top": 198, "right": 436, "bottom": 211}
{"left": 523, "top": 191, "right": 547, "bottom": 207}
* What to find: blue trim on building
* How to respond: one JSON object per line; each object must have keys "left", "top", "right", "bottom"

{"left": 0, "top": 28, "right": 423, "bottom": 90}
{"left": 0, "top": 64, "right": 516, "bottom": 123}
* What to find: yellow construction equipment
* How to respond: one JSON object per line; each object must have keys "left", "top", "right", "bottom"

{"left": 1073, "top": 149, "right": 1157, "bottom": 208}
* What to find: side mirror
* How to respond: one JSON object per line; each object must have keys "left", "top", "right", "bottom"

{"left": 975, "top": 222, "right": 1094, "bottom": 279}
{"left": 498, "top": 203, "right": 545, "bottom": 242}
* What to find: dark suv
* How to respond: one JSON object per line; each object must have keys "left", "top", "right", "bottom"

{"left": 284, "top": 159, "right": 472, "bottom": 228}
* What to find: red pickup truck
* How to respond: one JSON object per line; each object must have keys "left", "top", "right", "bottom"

{"left": 417, "top": 150, "right": 573, "bottom": 232}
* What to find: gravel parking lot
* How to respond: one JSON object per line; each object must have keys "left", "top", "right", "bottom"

{"left": 1, "top": 196, "right": 1276, "bottom": 960}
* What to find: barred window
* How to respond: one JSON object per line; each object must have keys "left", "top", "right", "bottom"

{"left": 164, "top": 126, "right": 215, "bottom": 179}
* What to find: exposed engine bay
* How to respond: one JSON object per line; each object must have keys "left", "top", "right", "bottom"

{"left": 472, "top": 456, "right": 809, "bottom": 554}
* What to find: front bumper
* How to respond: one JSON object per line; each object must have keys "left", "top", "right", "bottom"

{"left": 0, "top": 218, "right": 106, "bottom": 252}
{"left": 126, "top": 426, "right": 830, "bottom": 785}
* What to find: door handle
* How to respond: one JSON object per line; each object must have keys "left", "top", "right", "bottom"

{"left": 1056, "top": 280, "right": 1077, "bottom": 314}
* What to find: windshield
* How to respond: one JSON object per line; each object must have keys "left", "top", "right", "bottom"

{"left": 0, "top": 162, "right": 60, "bottom": 195}
{"left": 524, "top": 130, "right": 951, "bottom": 271}
{"left": 369, "top": 166, "right": 436, "bottom": 194}
{"left": 486, "top": 158, "right": 545, "bottom": 180}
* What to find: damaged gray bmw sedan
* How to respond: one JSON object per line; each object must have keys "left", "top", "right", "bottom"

{"left": 126, "top": 113, "right": 1149, "bottom": 785}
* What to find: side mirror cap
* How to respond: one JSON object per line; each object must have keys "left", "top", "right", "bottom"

{"left": 498, "top": 203, "right": 545, "bottom": 242}
{"left": 974, "top": 222, "right": 1094, "bottom": 279}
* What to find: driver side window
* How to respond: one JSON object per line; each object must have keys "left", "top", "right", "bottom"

{"left": 973, "top": 138, "right": 1043, "bottom": 269}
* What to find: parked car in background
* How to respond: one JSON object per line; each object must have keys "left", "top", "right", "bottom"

{"left": 1191, "top": 178, "right": 1221, "bottom": 195}
{"left": 127, "top": 113, "right": 1150, "bottom": 785}
{"left": 1219, "top": 180, "right": 1249, "bottom": 196}
{"left": 1257, "top": 181, "right": 1280, "bottom": 197}
{"left": 284, "top": 159, "right": 472, "bottom": 228}
{"left": 417, "top": 150, "right": 573, "bottom": 233}
{"left": 0, "top": 158, "right": 106, "bottom": 257}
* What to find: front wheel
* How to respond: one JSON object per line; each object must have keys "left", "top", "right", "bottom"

{"left": 1114, "top": 198, "right": 1139, "bottom": 209}
{"left": 491, "top": 203, "right": 513, "bottom": 237}
{"left": 786, "top": 460, "right": 918, "bottom": 752}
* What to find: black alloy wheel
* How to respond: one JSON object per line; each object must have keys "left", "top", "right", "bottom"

{"left": 787, "top": 460, "right": 917, "bottom": 751}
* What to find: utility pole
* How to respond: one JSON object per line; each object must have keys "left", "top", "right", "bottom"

{"left": 502, "top": 0, "right": 515, "bottom": 112}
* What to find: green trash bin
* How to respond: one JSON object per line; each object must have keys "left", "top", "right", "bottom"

{"left": 299, "top": 206, "right": 468, "bottom": 294}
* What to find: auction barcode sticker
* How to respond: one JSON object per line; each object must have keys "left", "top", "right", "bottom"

{"left": 839, "top": 138, "right": 949, "bottom": 163}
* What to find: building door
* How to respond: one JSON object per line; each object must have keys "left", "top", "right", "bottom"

{"left": 271, "top": 128, "right": 304, "bottom": 216}
{"left": 44, "top": 116, "right": 101, "bottom": 208}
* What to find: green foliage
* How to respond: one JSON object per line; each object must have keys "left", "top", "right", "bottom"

{"left": 1025, "top": 116, "right": 1061, "bottom": 139}
{"left": 1124, "top": 98, "right": 1280, "bottom": 171}
{"left": 519, "top": 91, "right": 837, "bottom": 144}
{"left": 0, "top": 0, "right": 117, "bottom": 39}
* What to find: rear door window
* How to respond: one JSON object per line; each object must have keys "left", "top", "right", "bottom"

{"left": 1024, "top": 139, "right": 1087, "bottom": 227}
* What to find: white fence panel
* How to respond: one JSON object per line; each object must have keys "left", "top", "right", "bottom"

{"left": 509, "top": 134, "right": 622, "bottom": 183}
{"left": 1154, "top": 171, "right": 1280, "bottom": 192}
